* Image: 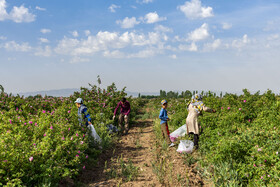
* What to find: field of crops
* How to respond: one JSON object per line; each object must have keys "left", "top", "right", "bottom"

{"left": 0, "top": 83, "right": 142, "bottom": 186}
{"left": 1, "top": 86, "right": 280, "bottom": 186}
{"left": 148, "top": 89, "right": 280, "bottom": 186}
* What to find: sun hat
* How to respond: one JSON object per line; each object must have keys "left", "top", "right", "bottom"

{"left": 74, "top": 98, "right": 83, "bottom": 104}
{"left": 161, "top": 99, "right": 167, "bottom": 105}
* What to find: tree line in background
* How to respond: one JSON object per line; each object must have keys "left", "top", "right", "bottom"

{"left": 139, "top": 90, "right": 222, "bottom": 99}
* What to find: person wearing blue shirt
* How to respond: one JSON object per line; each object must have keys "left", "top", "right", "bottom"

{"left": 75, "top": 98, "right": 92, "bottom": 127}
{"left": 159, "top": 100, "right": 175, "bottom": 147}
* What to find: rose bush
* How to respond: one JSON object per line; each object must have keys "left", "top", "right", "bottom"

{"left": 0, "top": 83, "right": 138, "bottom": 186}
{"left": 147, "top": 89, "right": 280, "bottom": 186}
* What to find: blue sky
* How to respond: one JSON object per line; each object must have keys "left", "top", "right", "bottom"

{"left": 1, "top": 0, "right": 280, "bottom": 94}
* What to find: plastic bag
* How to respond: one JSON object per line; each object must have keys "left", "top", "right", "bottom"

{"left": 88, "top": 124, "right": 102, "bottom": 143}
{"left": 170, "top": 124, "right": 187, "bottom": 142}
{"left": 106, "top": 124, "right": 119, "bottom": 134}
{"left": 176, "top": 140, "right": 194, "bottom": 154}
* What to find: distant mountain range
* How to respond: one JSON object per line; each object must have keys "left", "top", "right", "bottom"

{"left": 18, "top": 88, "right": 159, "bottom": 98}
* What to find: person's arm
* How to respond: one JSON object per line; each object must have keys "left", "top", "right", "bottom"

{"left": 82, "top": 107, "right": 92, "bottom": 123}
{"left": 125, "top": 102, "right": 131, "bottom": 116}
{"left": 114, "top": 102, "right": 121, "bottom": 116}
{"left": 202, "top": 105, "right": 214, "bottom": 113}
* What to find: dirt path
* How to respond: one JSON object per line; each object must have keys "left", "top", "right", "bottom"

{"left": 72, "top": 114, "right": 213, "bottom": 186}
{"left": 78, "top": 118, "right": 162, "bottom": 186}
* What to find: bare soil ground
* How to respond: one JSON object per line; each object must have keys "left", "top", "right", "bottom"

{"left": 63, "top": 114, "right": 213, "bottom": 187}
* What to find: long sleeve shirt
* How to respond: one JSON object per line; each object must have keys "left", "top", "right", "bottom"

{"left": 159, "top": 108, "right": 169, "bottom": 124}
{"left": 78, "top": 104, "right": 91, "bottom": 126}
{"left": 114, "top": 101, "right": 131, "bottom": 116}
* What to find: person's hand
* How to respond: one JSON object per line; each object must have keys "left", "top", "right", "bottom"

{"left": 167, "top": 118, "right": 170, "bottom": 121}
{"left": 124, "top": 115, "right": 128, "bottom": 119}
{"left": 113, "top": 115, "right": 115, "bottom": 120}
{"left": 88, "top": 121, "right": 92, "bottom": 125}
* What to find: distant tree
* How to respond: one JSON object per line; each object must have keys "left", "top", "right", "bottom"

{"left": 179, "top": 91, "right": 184, "bottom": 98}
{"left": 0, "top": 84, "right": 4, "bottom": 93}
{"left": 138, "top": 93, "right": 141, "bottom": 98}
{"left": 97, "top": 75, "right": 101, "bottom": 85}
{"left": 201, "top": 91, "right": 204, "bottom": 96}
{"left": 184, "top": 90, "right": 192, "bottom": 98}
{"left": 160, "top": 90, "right": 167, "bottom": 98}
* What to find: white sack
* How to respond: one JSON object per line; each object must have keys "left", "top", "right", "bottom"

{"left": 176, "top": 140, "right": 194, "bottom": 154}
{"left": 88, "top": 124, "right": 102, "bottom": 143}
{"left": 170, "top": 124, "right": 187, "bottom": 142}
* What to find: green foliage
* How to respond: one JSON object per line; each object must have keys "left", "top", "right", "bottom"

{"left": 147, "top": 90, "right": 280, "bottom": 186}
{"left": 0, "top": 83, "right": 139, "bottom": 186}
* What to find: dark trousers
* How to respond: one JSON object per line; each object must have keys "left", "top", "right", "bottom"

{"left": 189, "top": 132, "right": 199, "bottom": 149}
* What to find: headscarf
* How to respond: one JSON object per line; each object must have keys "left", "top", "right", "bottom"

{"left": 188, "top": 94, "right": 204, "bottom": 113}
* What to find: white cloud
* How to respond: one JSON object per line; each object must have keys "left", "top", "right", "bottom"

{"left": 178, "top": 42, "right": 198, "bottom": 52}
{"left": 70, "top": 56, "right": 90, "bottom": 64}
{"left": 232, "top": 34, "right": 250, "bottom": 49}
{"left": 72, "top": 31, "right": 79, "bottom": 37}
{"left": 108, "top": 4, "right": 120, "bottom": 13}
{"left": 7, "top": 57, "right": 16, "bottom": 61}
{"left": 267, "top": 34, "right": 279, "bottom": 41}
{"left": 178, "top": 0, "right": 213, "bottom": 19}
{"left": 188, "top": 23, "right": 209, "bottom": 41}
{"left": 116, "top": 17, "right": 140, "bottom": 28}
{"left": 35, "top": 6, "right": 46, "bottom": 11}
{"left": 85, "top": 30, "right": 91, "bottom": 36}
{"left": 4, "top": 41, "right": 32, "bottom": 52}
{"left": 169, "top": 54, "right": 177, "bottom": 59}
{"left": 0, "top": 0, "right": 8, "bottom": 21}
{"left": 263, "top": 19, "right": 280, "bottom": 32}
{"left": 54, "top": 31, "right": 168, "bottom": 58}
{"left": 137, "top": 0, "right": 154, "bottom": 4}
{"left": 55, "top": 37, "right": 80, "bottom": 55}
{"left": 143, "top": 12, "right": 166, "bottom": 24}
{"left": 40, "top": 28, "right": 51, "bottom": 34}
{"left": 154, "top": 25, "right": 173, "bottom": 33}
{"left": 39, "top": 38, "right": 49, "bottom": 43}
{"left": 0, "top": 0, "right": 35, "bottom": 23}
{"left": 128, "top": 48, "right": 157, "bottom": 58}
{"left": 0, "top": 36, "right": 7, "bottom": 40}
{"left": 222, "top": 22, "right": 232, "bottom": 30}
{"left": 142, "top": 0, "right": 153, "bottom": 3}
{"left": 34, "top": 46, "right": 52, "bottom": 57}
{"left": 9, "top": 5, "right": 36, "bottom": 23}
{"left": 103, "top": 50, "right": 124, "bottom": 58}
{"left": 204, "top": 39, "right": 221, "bottom": 51}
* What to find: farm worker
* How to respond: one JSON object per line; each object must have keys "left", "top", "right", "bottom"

{"left": 74, "top": 98, "right": 92, "bottom": 127}
{"left": 113, "top": 97, "right": 131, "bottom": 135}
{"left": 186, "top": 94, "right": 215, "bottom": 149}
{"left": 159, "top": 100, "right": 175, "bottom": 147}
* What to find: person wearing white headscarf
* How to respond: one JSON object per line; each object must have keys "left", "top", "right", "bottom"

{"left": 186, "top": 94, "right": 215, "bottom": 149}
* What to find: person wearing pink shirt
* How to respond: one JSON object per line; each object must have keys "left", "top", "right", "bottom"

{"left": 113, "top": 97, "right": 131, "bottom": 135}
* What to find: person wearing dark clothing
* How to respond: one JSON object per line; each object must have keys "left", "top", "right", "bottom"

{"left": 113, "top": 97, "right": 131, "bottom": 135}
